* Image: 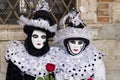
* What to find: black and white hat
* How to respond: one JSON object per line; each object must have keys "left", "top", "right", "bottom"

{"left": 18, "top": 0, "right": 57, "bottom": 38}
{"left": 53, "top": 8, "right": 92, "bottom": 50}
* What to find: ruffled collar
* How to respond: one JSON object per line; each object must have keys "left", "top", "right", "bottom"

{"left": 57, "top": 45, "right": 104, "bottom": 79}
{"left": 5, "top": 41, "right": 62, "bottom": 77}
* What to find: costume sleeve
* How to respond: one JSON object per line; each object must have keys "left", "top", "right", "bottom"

{"left": 6, "top": 61, "right": 24, "bottom": 80}
{"left": 94, "top": 60, "right": 106, "bottom": 80}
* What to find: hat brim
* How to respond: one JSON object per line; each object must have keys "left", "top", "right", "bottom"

{"left": 23, "top": 25, "right": 55, "bottom": 38}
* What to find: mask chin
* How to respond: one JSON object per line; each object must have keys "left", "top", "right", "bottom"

{"left": 24, "top": 37, "right": 50, "bottom": 57}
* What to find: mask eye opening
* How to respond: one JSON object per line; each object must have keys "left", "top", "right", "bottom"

{"left": 32, "top": 34, "right": 38, "bottom": 38}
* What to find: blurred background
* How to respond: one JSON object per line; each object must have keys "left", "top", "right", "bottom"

{"left": 0, "top": 0, "right": 120, "bottom": 80}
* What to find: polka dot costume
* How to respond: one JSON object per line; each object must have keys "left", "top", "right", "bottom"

{"left": 5, "top": 41, "right": 64, "bottom": 77}
{"left": 55, "top": 45, "right": 105, "bottom": 80}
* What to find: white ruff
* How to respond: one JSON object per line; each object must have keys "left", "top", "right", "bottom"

{"left": 5, "top": 41, "right": 63, "bottom": 77}
{"left": 55, "top": 45, "right": 105, "bottom": 80}
{"left": 53, "top": 27, "right": 92, "bottom": 50}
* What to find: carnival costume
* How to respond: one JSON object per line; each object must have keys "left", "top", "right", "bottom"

{"left": 5, "top": 1, "right": 62, "bottom": 80}
{"left": 54, "top": 8, "right": 106, "bottom": 80}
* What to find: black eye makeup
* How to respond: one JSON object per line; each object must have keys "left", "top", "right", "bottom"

{"left": 41, "top": 35, "right": 46, "bottom": 39}
{"left": 69, "top": 40, "right": 75, "bottom": 44}
{"left": 32, "top": 34, "right": 38, "bottom": 38}
{"left": 69, "top": 40, "right": 84, "bottom": 45}
{"left": 78, "top": 40, "right": 84, "bottom": 45}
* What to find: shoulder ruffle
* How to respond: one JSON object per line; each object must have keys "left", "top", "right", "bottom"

{"left": 5, "top": 41, "right": 64, "bottom": 77}
{"left": 55, "top": 45, "right": 105, "bottom": 79}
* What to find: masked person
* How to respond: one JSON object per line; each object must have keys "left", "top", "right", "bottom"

{"left": 54, "top": 8, "right": 106, "bottom": 80}
{"left": 5, "top": 0, "right": 62, "bottom": 80}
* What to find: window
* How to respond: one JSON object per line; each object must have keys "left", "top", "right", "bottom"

{"left": 0, "top": 0, "right": 75, "bottom": 24}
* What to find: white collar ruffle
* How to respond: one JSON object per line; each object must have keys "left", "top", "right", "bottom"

{"left": 5, "top": 41, "right": 63, "bottom": 77}
{"left": 56, "top": 45, "right": 104, "bottom": 80}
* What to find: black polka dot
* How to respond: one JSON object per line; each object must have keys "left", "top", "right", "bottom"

{"left": 94, "top": 59, "right": 96, "bottom": 61}
{"left": 84, "top": 69, "right": 86, "bottom": 72}
{"left": 75, "top": 73, "right": 77, "bottom": 75}
{"left": 62, "top": 64, "right": 65, "bottom": 67}
{"left": 84, "top": 65, "right": 87, "bottom": 68}
{"left": 81, "top": 74, "right": 84, "bottom": 76}
{"left": 28, "top": 69, "right": 30, "bottom": 71}
{"left": 21, "top": 66, "right": 24, "bottom": 68}
{"left": 43, "top": 73, "right": 46, "bottom": 75}
{"left": 18, "top": 62, "right": 21, "bottom": 64}
{"left": 73, "top": 68, "right": 76, "bottom": 71}
{"left": 39, "top": 72, "right": 41, "bottom": 75}
{"left": 69, "top": 70, "right": 71, "bottom": 72}
{"left": 92, "top": 64, "right": 94, "bottom": 66}
{"left": 91, "top": 68, "right": 94, "bottom": 71}
{"left": 14, "top": 60, "right": 16, "bottom": 63}
{"left": 78, "top": 70, "right": 81, "bottom": 72}
{"left": 71, "top": 74, "right": 74, "bottom": 77}
{"left": 99, "top": 57, "right": 101, "bottom": 59}
{"left": 88, "top": 64, "right": 90, "bottom": 67}
{"left": 7, "top": 50, "right": 9, "bottom": 53}
{"left": 94, "top": 55, "right": 97, "bottom": 57}
{"left": 59, "top": 49, "right": 61, "bottom": 50}
{"left": 11, "top": 53, "right": 13, "bottom": 55}
{"left": 34, "top": 74, "right": 36, "bottom": 76}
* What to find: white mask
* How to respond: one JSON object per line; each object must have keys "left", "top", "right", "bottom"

{"left": 31, "top": 30, "right": 46, "bottom": 49}
{"left": 67, "top": 40, "right": 85, "bottom": 55}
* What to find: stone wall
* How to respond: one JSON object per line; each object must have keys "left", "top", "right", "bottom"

{"left": 0, "top": 0, "right": 120, "bottom": 80}
{"left": 77, "top": 0, "right": 120, "bottom": 80}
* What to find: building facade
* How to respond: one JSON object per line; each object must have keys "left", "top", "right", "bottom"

{"left": 0, "top": 0, "right": 120, "bottom": 80}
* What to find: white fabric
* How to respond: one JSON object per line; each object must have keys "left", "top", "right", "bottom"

{"left": 32, "top": 30, "right": 46, "bottom": 49}
{"left": 94, "top": 60, "right": 106, "bottom": 80}
{"left": 55, "top": 45, "right": 106, "bottom": 80}
{"left": 18, "top": 15, "right": 57, "bottom": 32}
{"left": 5, "top": 41, "right": 64, "bottom": 77}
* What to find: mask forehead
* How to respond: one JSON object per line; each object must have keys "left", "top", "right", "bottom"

{"left": 31, "top": 30, "right": 46, "bottom": 49}
{"left": 67, "top": 40, "right": 85, "bottom": 55}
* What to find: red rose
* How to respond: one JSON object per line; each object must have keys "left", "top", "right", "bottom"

{"left": 87, "top": 78, "right": 93, "bottom": 80}
{"left": 46, "top": 63, "right": 55, "bottom": 72}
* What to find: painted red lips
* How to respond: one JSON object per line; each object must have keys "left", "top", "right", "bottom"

{"left": 74, "top": 49, "right": 78, "bottom": 51}
{"left": 37, "top": 43, "right": 41, "bottom": 45}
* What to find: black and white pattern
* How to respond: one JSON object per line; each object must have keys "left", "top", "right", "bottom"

{"left": 55, "top": 45, "right": 105, "bottom": 80}
{"left": 5, "top": 41, "right": 64, "bottom": 77}
{"left": 18, "top": 15, "right": 57, "bottom": 33}
{"left": 54, "top": 7, "right": 106, "bottom": 80}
